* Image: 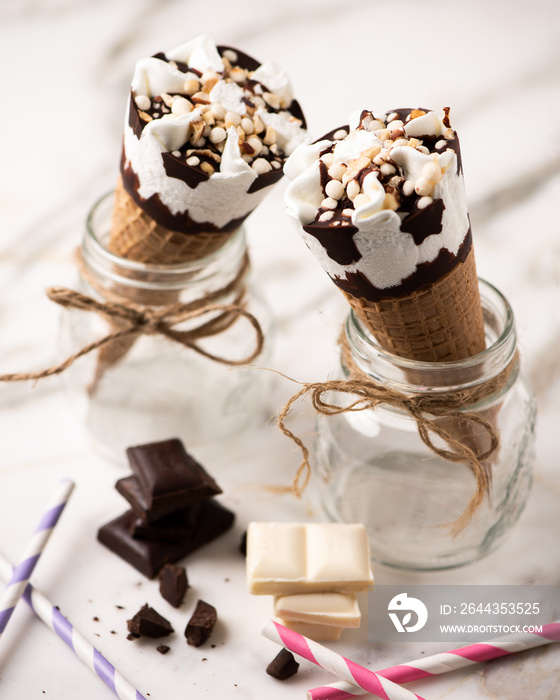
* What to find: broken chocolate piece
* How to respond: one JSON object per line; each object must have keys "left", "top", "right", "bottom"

{"left": 130, "top": 506, "right": 200, "bottom": 542}
{"left": 266, "top": 648, "right": 300, "bottom": 680}
{"left": 116, "top": 476, "right": 180, "bottom": 523}
{"left": 97, "top": 499, "right": 235, "bottom": 578}
{"left": 185, "top": 600, "right": 217, "bottom": 647}
{"left": 127, "top": 439, "right": 222, "bottom": 511}
{"left": 127, "top": 604, "right": 174, "bottom": 638}
{"left": 239, "top": 530, "right": 247, "bottom": 556}
{"left": 159, "top": 563, "right": 189, "bottom": 608}
{"left": 157, "top": 645, "right": 171, "bottom": 654}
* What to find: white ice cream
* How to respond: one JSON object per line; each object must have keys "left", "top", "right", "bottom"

{"left": 284, "top": 110, "right": 469, "bottom": 291}
{"left": 124, "top": 35, "right": 307, "bottom": 229}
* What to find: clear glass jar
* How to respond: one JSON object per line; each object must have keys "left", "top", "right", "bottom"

{"left": 314, "top": 280, "right": 536, "bottom": 570}
{"left": 60, "top": 192, "right": 272, "bottom": 459}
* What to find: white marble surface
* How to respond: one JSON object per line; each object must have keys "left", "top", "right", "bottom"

{"left": 1, "top": 1, "right": 560, "bottom": 698}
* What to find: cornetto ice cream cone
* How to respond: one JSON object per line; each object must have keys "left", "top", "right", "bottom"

{"left": 109, "top": 35, "right": 307, "bottom": 267}
{"left": 284, "top": 108, "right": 496, "bottom": 504}
{"left": 89, "top": 35, "right": 307, "bottom": 389}
{"left": 284, "top": 107, "right": 485, "bottom": 361}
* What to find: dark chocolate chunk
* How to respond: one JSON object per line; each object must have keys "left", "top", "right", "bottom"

{"left": 157, "top": 645, "right": 171, "bottom": 655}
{"left": 97, "top": 499, "right": 235, "bottom": 578}
{"left": 116, "top": 476, "right": 180, "bottom": 523}
{"left": 159, "top": 563, "right": 189, "bottom": 608}
{"left": 127, "top": 439, "right": 222, "bottom": 511}
{"left": 185, "top": 600, "right": 217, "bottom": 647}
{"left": 127, "top": 604, "right": 174, "bottom": 638}
{"left": 266, "top": 648, "right": 300, "bottom": 680}
{"left": 129, "top": 506, "right": 200, "bottom": 542}
{"left": 239, "top": 530, "right": 247, "bottom": 556}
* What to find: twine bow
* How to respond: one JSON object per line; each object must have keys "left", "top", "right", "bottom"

{"left": 0, "top": 286, "right": 264, "bottom": 383}
{"left": 279, "top": 336, "right": 515, "bottom": 535}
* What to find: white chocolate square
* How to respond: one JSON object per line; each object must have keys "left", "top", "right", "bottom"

{"left": 246, "top": 522, "right": 306, "bottom": 593}
{"left": 246, "top": 522, "right": 374, "bottom": 595}
{"left": 274, "top": 592, "right": 361, "bottom": 628}
{"left": 305, "top": 523, "right": 372, "bottom": 585}
{"left": 276, "top": 617, "right": 344, "bottom": 642}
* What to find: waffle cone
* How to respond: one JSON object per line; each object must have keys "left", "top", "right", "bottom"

{"left": 108, "top": 176, "right": 234, "bottom": 265}
{"left": 343, "top": 247, "right": 485, "bottom": 363}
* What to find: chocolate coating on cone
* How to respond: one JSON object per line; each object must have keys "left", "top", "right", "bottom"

{"left": 110, "top": 175, "right": 234, "bottom": 264}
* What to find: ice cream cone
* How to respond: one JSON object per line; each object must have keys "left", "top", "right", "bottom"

{"left": 284, "top": 107, "right": 500, "bottom": 513}
{"left": 109, "top": 176, "right": 234, "bottom": 265}
{"left": 88, "top": 36, "right": 307, "bottom": 390}
{"left": 343, "top": 245, "right": 485, "bottom": 362}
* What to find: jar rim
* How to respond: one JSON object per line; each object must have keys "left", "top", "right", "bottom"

{"left": 346, "top": 278, "right": 516, "bottom": 390}
{"left": 83, "top": 191, "right": 247, "bottom": 293}
{"left": 85, "top": 190, "right": 245, "bottom": 275}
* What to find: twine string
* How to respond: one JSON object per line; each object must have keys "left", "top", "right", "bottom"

{"left": 0, "top": 255, "right": 264, "bottom": 383}
{"left": 278, "top": 334, "right": 515, "bottom": 534}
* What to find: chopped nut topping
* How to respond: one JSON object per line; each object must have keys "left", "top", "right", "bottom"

{"left": 417, "top": 195, "right": 433, "bottom": 209}
{"left": 132, "top": 47, "right": 303, "bottom": 181}
{"left": 308, "top": 108, "right": 458, "bottom": 229}
{"left": 135, "top": 95, "right": 151, "bottom": 111}
{"left": 252, "top": 158, "right": 273, "bottom": 174}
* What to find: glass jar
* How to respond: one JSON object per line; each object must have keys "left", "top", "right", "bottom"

{"left": 314, "top": 280, "right": 536, "bottom": 570}
{"left": 60, "top": 192, "right": 272, "bottom": 459}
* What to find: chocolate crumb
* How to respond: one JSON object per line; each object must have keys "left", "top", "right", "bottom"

{"left": 157, "top": 645, "right": 171, "bottom": 655}
{"left": 185, "top": 600, "right": 217, "bottom": 647}
{"left": 93, "top": 616, "right": 99, "bottom": 622}
{"left": 266, "top": 649, "right": 299, "bottom": 680}
{"left": 127, "top": 604, "right": 174, "bottom": 639}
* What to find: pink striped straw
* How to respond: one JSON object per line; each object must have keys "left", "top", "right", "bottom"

{"left": 262, "top": 619, "right": 427, "bottom": 700}
{"left": 307, "top": 622, "right": 560, "bottom": 700}
{"left": 0, "top": 478, "right": 74, "bottom": 639}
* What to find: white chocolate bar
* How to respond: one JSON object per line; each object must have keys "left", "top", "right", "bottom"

{"left": 276, "top": 617, "right": 344, "bottom": 642}
{"left": 246, "top": 522, "right": 374, "bottom": 595}
{"left": 274, "top": 592, "right": 361, "bottom": 628}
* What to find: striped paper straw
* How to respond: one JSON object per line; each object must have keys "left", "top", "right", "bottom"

{"left": 0, "top": 551, "right": 146, "bottom": 700}
{"left": 307, "top": 622, "right": 560, "bottom": 700}
{"left": 263, "top": 619, "right": 427, "bottom": 700}
{"left": 0, "top": 478, "right": 74, "bottom": 638}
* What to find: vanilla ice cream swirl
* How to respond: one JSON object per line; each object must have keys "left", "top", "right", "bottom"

{"left": 122, "top": 35, "right": 307, "bottom": 233}
{"left": 284, "top": 108, "right": 472, "bottom": 299}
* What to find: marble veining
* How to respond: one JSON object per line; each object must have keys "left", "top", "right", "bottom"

{"left": 0, "top": 1, "right": 559, "bottom": 698}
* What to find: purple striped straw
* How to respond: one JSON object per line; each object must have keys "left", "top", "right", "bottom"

{"left": 0, "top": 478, "right": 74, "bottom": 639}
{"left": 0, "top": 551, "right": 146, "bottom": 699}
